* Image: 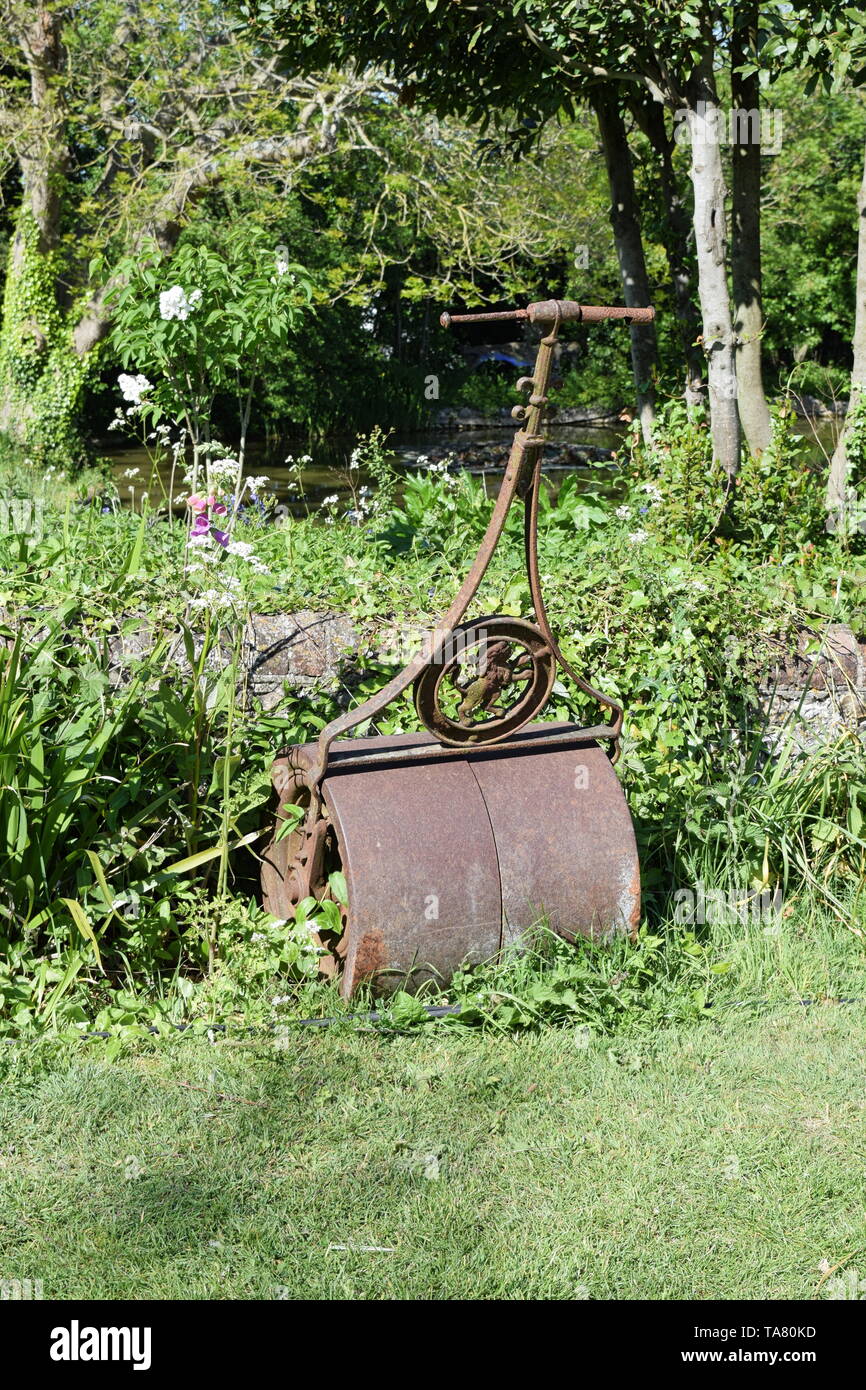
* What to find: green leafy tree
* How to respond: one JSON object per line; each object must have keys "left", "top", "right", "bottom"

{"left": 109, "top": 227, "right": 314, "bottom": 479}
{"left": 137, "top": 105, "right": 621, "bottom": 439}
{"left": 240, "top": 0, "right": 866, "bottom": 477}
{"left": 237, "top": 1, "right": 670, "bottom": 437}
{"left": 0, "top": 0, "right": 378, "bottom": 463}
{"left": 239, "top": 1, "right": 766, "bottom": 471}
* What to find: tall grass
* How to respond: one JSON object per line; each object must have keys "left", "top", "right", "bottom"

{"left": 0, "top": 509, "right": 270, "bottom": 1031}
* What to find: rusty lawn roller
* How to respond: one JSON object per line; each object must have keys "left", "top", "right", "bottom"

{"left": 262, "top": 297, "right": 654, "bottom": 996}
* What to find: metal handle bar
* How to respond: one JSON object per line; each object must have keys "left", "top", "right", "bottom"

{"left": 440, "top": 300, "right": 655, "bottom": 327}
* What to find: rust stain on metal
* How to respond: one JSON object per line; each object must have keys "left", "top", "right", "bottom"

{"left": 627, "top": 862, "right": 642, "bottom": 942}
{"left": 350, "top": 929, "right": 387, "bottom": 984}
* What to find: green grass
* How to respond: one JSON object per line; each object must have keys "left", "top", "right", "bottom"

{"left": 1, "top": 1000, "right": 865, "bottom": 1300}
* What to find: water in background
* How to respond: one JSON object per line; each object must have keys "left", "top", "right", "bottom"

{"left": 107, "top": 416, "right": 840, "bottom": 511}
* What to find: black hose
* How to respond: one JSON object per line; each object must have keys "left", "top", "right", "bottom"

{"left": 0, "top": 997, "right": 860, "bottom": 1045}
{"left": 1, "top": 1003, "right": 464, "bottom": 1042}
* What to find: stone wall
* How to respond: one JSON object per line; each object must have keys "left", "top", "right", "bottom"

{"left": 759, "top": 623, "right": 866, "bottom": 749}
{"left": 105, "top": 609, "right": 362, "bottom": 711}
{"left": 18, "top": 604, "right": 866, "bottom": 745}
{"left": 242, "top": 611, "right": 360, "bottom": 709}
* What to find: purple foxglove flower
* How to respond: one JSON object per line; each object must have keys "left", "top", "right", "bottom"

{"left": 211, "top": 528, "right": 229, "bottom": 547}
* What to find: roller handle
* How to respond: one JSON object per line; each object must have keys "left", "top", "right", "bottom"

{"left": 440, "top": 300, "right": 655, "bottom": 327}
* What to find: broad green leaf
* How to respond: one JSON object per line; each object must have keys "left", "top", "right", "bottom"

{"left": 60, "top": 898, "right": 104, "bottom": 973}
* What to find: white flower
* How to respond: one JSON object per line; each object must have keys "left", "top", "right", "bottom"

{"left": 628, "top": 529, "right": 649, "bottom": 544}
{"left": 118, "top": 372, "right": 152, "bottom": 404}
{"left": 640, "top": 483, "right": 663, "bottom": 502}
{"left": 159, "top": 286, "right": 202, "bottom": 321}
{"left": 123, "top": 467, "right": 141, "bottom": 479}
{"left": 321, "top": 494, "right": 339, "bottom": 508}
{"left": 275, "top": 257, "right": 290, "bottom": 277}
{"left": 189, "top": 590, "right": 228, "bottom": 610}
{"left": 348, "top": 448, "right": 361, "bottom": 469}
{"left": 187, "top": 575, "right": 243, "bottom": 610}
{"left": 209, "top": 457, "right": 240, "bottom": 481}
{"left": 615, "top": 505, "right": 632, "bottom": 520}
{"left": 246, "top": 475, "right": 270, "bottom": 492}
{"left": 226, "top": 540, "right": 255, "bottom": 559}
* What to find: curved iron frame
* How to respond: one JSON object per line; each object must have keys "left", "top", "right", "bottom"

{"left": 301, "top": 298, "right": 655, "bottom": 806}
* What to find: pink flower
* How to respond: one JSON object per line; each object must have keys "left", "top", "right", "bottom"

{"left": 211, "top": 501, "right": 227, "bottom": 516}
{"left": 190, "top": 514, "right": 210, "bottom": 536}
{"left": 187, "top": 493, "right": 208, "bottom": 513}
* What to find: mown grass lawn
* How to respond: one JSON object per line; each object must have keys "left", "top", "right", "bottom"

{"left": 1, "top": 1002, "right": 864, "bottom": 1301}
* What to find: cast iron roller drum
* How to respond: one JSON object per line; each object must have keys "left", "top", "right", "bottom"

{"left": 262, "top": 726, "right": 640, "bottom": 998}
{"left": 413, "top": 616, "right": 555, "bottom": 747}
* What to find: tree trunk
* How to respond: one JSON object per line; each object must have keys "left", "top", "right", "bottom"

{"left": 592, "top": 90, "right": 658, "bottom": 443}
{"left": 0, "top": 212, "right": 91, "bottom": 467}
{"left": 826, "top": 134, "right": 866, "bottom": 530}
{"left": 731, "top": 2, "right": 772, "bottom": 455}
{"left": 683, "top": 59, "right": 741, "bottom": 476}
{"left": 0, "top": 6, "right": 91, "bottom": 465}
{"left": 630, "top": 94, "right": 704, "bottom": 409}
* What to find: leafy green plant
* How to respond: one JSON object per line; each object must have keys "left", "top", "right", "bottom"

{"left": 408, "top": 925, "right": 711, "bottom": 1036}
{"left": 109, "top": 227, "right": 314, "bottom": 478}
